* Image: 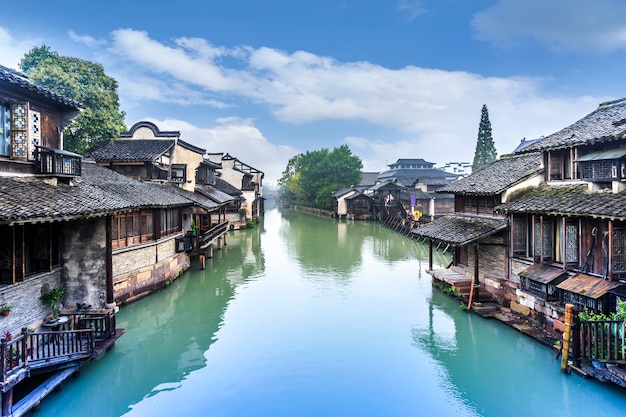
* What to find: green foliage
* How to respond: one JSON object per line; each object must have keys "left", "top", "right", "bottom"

{"left": 471, "top": 104, "right": 497, "bottom": 172}
{"left": 40, "top": 287, "right": 67, "bottom": 319}
{"left": 19, "top": 45, "right": 126, "bottom": 155}
{"left": 278, "top": 145, "right": 363, "bottom": 210}
{"left": 1, "top": 305, "right": 10, "bottom": 313}
{"left": 578, "top": 299, "right": 626, "bottom": 322}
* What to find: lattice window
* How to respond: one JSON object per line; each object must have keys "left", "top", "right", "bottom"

{"left": 10, "top": 103, "right": 29, "bottom": 160}
{"left": 613, "top": 228, "right": 626, "bottom": 280}
{"left": 30, "top": 110, "right": 40, "bottom": 160}
{"left": 580, "top": 160, "right": 614, "bottom": 180}
{"left": 565, "top": 223, "right": 579, "bottom": 263}
{"left": 513, "top": 215, "right": 528, "bottom": 257}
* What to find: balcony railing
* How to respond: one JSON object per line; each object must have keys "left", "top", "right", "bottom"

{"left": 36, "top": 146, "right": 82, "bottom": 177}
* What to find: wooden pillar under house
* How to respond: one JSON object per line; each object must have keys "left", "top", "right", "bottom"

{"left": 428, "top": 239, "right": 433, "bottom": 271}
{"left": 473, "top": 244, "right": 480, "bottom": 301}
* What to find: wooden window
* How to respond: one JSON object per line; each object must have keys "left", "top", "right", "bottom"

{"left": 112, "top": 210, "right": 155, "bottom": 248}
{"left": 565, "top": 221, "right": 579, "bottom": 265}
{"left": 11, "top": 103, "right": 29, "bottom": 160}
{"left": 160, "top": 209, "right": 181, "bottom": 237}
{"left": 171, "top": 164, "right": 186, "bottom": 183}
{"left": 0, "top": 224, "right": 59, "bottom": 284}
{"left": 613, "top": 227, "right": 626, "bottom": 281}
{"left": 512, "top": 215, "right": 528, "bottom": 257}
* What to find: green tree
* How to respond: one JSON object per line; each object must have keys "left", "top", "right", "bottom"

{"left": 278, "top": 145, "right": 362, "bottom": 209}
{"left": 19, "top": 45, "right": 126, "bottom": 155}
{"left": 471, "top": 104, "right": 497, "bottom": 172}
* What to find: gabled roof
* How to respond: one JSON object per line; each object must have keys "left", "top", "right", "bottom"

{"left": 377, "top": 168, "right": 454, "bottom": 187}
{"left": 389, "top": 158, "right": 434, "bottom": 166}
{"left": 345, "top": 191, "right": 372, "bottom": 201}
{"left": 212, "top": 177, "right": 243, "bottom": 197}
{"left": 410, "top": 213, "right": 508, "bottom": 246}
{"left": 518, "top": 98, "right": 626, "bottom": 153}
{"left": 359, "top": 172, "right": 379, "bottom": 186}
{"left": 437, "top": 152, "right": 543, "bottom": 196}
{"left": 195, "top": 184, "right": 236, "bottom": 204}
{"left": 496, "top": 184, "right": 626, "bottom": 221}
{"left": 149, "top": 182, "right": 218, "bottom": 211}
{"left": 0, "top": 64, "right": 83, "bottom": 110}
{"left": 0, "top": 161, "right": 191, "bottom": 225}
{"left": 557, "top": 273, "right": 622, "bottom": 299}
{"left": 332, "top": 187, "right": 354, "bottom": 198}
{"left": 87, "top": 140, "right": 175, "bottom": 162}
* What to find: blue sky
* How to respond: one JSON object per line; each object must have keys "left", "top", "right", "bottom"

{"left": 2, "top": 0, "right": 626, "bottom": 184}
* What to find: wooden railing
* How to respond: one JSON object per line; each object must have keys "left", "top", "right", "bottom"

{"left": 577, "top": 320, "right": 626, "bottom": 364}
{"left": 200, "top": 220, "right": 229, "bottom": 247}
{"left": 1, "top": 311, "right": 117, "bottom": 387}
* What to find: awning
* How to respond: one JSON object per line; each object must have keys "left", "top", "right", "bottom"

{"left": 556, "top": 273, "right": 622, "bottom": 299}
{"left": 410, "top": 214, "right": 508, "bottom": 246}
{"left": 519, "top": 264, "right": 568, "bottom": 284}
{"left": 575, "top": 148, "right": 626, "bottom": 162}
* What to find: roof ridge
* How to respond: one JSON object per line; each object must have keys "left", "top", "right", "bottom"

{"left": 597, "top": 97, "right": 626, "bottom": 110}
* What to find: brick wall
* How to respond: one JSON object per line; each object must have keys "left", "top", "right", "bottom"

{"left": 113, "top": 235, "right": 190, "bottom": 303}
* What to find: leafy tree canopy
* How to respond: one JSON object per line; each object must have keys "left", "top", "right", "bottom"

{"left": 471, "top": 104, "right": 497, "bottom": 172}
{"left": 278, "top": 145, "right": 363, "bottom": 210}
{"left": 19, "top": 45, "right": 126, "bottom": 155}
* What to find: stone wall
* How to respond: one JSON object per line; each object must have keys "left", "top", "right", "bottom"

{"left": 62, "top": 217, "right": 108, "bottom": 310}
{"left": 113, "top": 235, "right": 190, "bottom": 303}
{"left": 0, "top": 270, "right": 62, "bottom": 336}
{"left": 510, "top": 258, "right": 566, "bottom": 332}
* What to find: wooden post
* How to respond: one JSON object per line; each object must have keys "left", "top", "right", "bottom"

{"left": 2, "top": 388, "right": 13, "bottom": 417}
{"left": 467, "top": 275, "right": 476, "bottom": 312}
{"left": 199, "top": 254, "right": 205, "bottom": 270}
{"left": 561, "top": 303, "right": 574, "bottom": 373}
{"left": 207, "top": 245, "right": 213, "bottom": 258}
{"left": 428, "top": 240, "right": 433, "bottom": 271}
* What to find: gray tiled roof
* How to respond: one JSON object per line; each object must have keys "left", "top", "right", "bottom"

{"left": 147, "top": 182, "right": 218, "bottom": 211}
{"left": 0, "top": 161, "right": 192, "bottom": 224}
{"left": 518, "top": 98, "right": 626, "bottom": 153}
{"left": 0, "top": 64, "right": 83, "bottom": 109}
{"left": 377, "top": 168, "right": 453, "bottom": 187}
{"left": 212, "top": 177, "right": 243, "bottom": 196}
{"left": 496, "top": 184, "right": 626, "bottom": 220}
{"left": 87, "top": 140, "right": 175, "bottom": 162}
{"left": 411, "top": 214, "right": 508, "bottom": 246}
{"left": 437, "top": 153, "right": 543, "bottom": 196}
{"left": 359, "top": 172, "right": 379, "bottom": 186}
{"left": 195, "top": 184, "right": 235, "bottom": 204}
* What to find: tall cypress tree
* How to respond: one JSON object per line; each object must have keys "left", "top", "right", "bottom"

{"left": 471, "top": 104, "right": 497, "bottom": 172}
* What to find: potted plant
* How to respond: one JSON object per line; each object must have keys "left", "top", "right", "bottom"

{"left": 40, "top": 288, "right": 67, "bottom": 319}
{"left": 190, "top": 219, "right": 197, "bottom": 236}
{"left": 1, "top": 306, "right": 10, "bottom": 316}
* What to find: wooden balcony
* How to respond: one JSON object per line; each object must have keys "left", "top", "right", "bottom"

{"left": 36, "top": 146, "right": 82, "bottom": 177}
{"left": 0, "top": 310, "right": 123, "bottom": 394}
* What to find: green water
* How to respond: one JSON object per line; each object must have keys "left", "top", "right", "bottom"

{"left": 38, "top": 208, "right": 626, "bottom": 416}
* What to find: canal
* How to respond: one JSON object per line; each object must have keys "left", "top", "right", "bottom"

{"left": 38, "top": 208, "right": 626, "bottom": 416}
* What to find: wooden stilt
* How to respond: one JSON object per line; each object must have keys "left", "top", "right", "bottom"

{"left": 467, "top": 275, "right": 476, "bottom": 312}
{"left": 2, "top": 389, "right": 13, "bottom": 417}
{"left": 561, "top": 304, "right": 574, "bottom": 373}
{"left": 199, "top": 255, "right": 205, "bottom": 270}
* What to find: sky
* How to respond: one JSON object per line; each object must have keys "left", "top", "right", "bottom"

{"left": 2, "top": 0, "right": 626, "bottom": 185}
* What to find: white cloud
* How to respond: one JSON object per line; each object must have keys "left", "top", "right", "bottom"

{"left": 472, "top": 0, "right": 626, "bottom": 52}
{"left": 68, "top": 30, "right": 107, "bottom": 48}
{"left": 397, "top": 0, "right": 427, "bottom": 21}
{"left": 143, "top": 117, "right": 297, "bottom": 185}
{"left": 102, "top": 29, "right": 609, "bottom": 172}
{"left": 0, "top": 27, "right": 36, "bottom": 69}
